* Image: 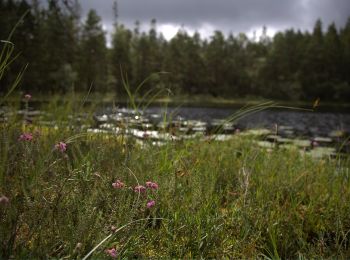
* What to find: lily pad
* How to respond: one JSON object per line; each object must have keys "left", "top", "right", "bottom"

{"left": 212, "top": 134, "right": 233, "bottom": 141}
{"left": 276, "top": 137, "right": 293, "bottom": 144}
{"left": 313, "top": 137, "right": 333, "bottom": 143}
{"left": 293, "top": 139, "right": 311, "bottom": 148}
{"left": 256, "top": 141, "right": 275, "bottom": 149}
{"left": 279, "top": 144, "right": 298, "bottom": 150}
{"left": 310, "top": 147, "right": 337, "bottom": 158}
{"left": 241, "top": 129, "right": 271, "bottom": 136}
{"left": 329, "top": 130, "right": 346, "bottom": 138}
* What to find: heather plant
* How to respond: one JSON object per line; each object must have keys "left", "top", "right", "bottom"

{"left": 1, "top": 33, "right": 350, "bottom": 259}
{"left": 1, "top": 101, "right": 350, "bottom": 258}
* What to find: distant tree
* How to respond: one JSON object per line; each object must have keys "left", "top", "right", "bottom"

{"left": 131, "top": 19, "right": 164, "bottom": 94}
{"left": 162, "top": 29, "right": 189, "bottom": 94}
{"left": 110, "top": 24, "right": 133, "bottom": 94}
{"left": 163, "top": 30, "right": 206, "bottom": 95}
{"left": 340, "top": 18, "right": 350, "bottom": 82}
{"left": 324, "top": 23, "right": 342, "bottom": 80}
{"left": 204, "top": 31, "right": 229, "bottom": 96}
{"left": 78, "top": 9, "right": 107, "bottom": 92}
{"left": 1, "top": 1, "right": 349, "bottom": 101}
{"left": 337, "top": 18, "right": 350, "bottom": 100}
{"left": 259, "top": 29, "right": 304, "bottom": 99}
{"left": 32, "top": 0, "right": 80, "bottom": 92}
{"left": 299, "top": 19, "right": 330, "bottom": 99}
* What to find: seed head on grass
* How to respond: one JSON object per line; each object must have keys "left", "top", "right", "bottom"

{"left": 110, "top": 225, "right": 117, "bottom": 232}
{"left": 0, "top": 195, "right": 9, "bottom": 205}
{"left": 75, "top": 242, "right": 82, "bottom": 250}
{"left": 55, "top": 142, "right": 67, "bottom": 152}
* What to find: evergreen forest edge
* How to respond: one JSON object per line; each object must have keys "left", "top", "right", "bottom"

{"left": 1, "top": 0, "right": 350, "bottom": 102}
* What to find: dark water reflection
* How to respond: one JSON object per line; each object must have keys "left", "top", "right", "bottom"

{"left": 136, "top": 106, "right": 350, "bottom": 137}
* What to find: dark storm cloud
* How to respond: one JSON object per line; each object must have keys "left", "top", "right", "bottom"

{"left": 116, "top": 0, "right": 300, "bottom": 28}
{"left": 78, "top": 0, "right": 350, "bottom": 38}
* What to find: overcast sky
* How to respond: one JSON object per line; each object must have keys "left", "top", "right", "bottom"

{"left": 78, "top": 0, "right": 350, "bottom": 41}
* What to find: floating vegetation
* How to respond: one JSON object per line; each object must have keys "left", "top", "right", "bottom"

{"left": 1, "top": 104, "right": 349, "bottom": 159}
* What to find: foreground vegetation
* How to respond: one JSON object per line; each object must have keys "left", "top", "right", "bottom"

{"left": 1, "top": 100, "right": 350, "bottom": 259}
{"left": 1, "top": 10, "right": 350, "bottom": 257}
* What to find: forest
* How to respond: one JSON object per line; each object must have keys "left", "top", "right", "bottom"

{"left": 1, "top": 0, "right": 350, "bottom": 101}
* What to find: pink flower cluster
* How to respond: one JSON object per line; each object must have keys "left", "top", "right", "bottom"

{"left": 112, "top": 180, "right": 125, "bottom": 189}
{"left": 134, "top": 181, "right": 158, "bottom": 193}
{"left": 19, "top": 133, "right": 68, "bottom": 154}
{"left": 112, "top": 180, "right": 159, "bottom": 209}
{"left": 311, "top": 140, "right": 319, "bottom": 148}
{"left": 55, "top": 142, "right": 67, "bottom": 152}
{"left": 134, "top": 185, "right": 146, "bottom": 193}
{"left": 146, "top": 181, "right": 159, "bottom": 190}
{"left": 146, "top": 200, "right": 156, "bottom": 208}
{"left": 106, "top": 248, "right": 118, "bottom": 258}
{"left": 19, "top": 133, "right": 33, "bottom": 141}
{"left": 24, "top": 94, "right": 32, "bottom": 100}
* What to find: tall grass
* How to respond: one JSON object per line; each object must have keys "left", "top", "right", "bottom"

{"left": 0, "top": 10, "right": 29, "bottom": 106}
{"left": 1, "top": 38, "right": 350, "bottom": 259}
{"left": 1, "top": 120, "right": 350, "bottom": 258}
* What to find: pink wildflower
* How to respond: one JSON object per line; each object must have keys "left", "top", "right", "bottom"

{"left": 106, "top": 248, "right": 118, "bottom": 258}
{"left": 112, "top": 180, "right": 125, "bottom": 189}
{"left": 151, "top": 182, "right": 158, "bottom": 189}
{"left": 311, "top": 140, "right": 319, "bottom": 148}
{"left": 146, "top": 181, "right": 159, "bottom": 190}
{"left": 0, "top": 195, "right": 9, "bottom": 205}
{"left": 55, "top": 142, "right": 67, "bottom": 152}
{"left": 24, "top": 94, "right": 32, "bottom": 100}
{"left": 146, "top": 200, "right": 156, "bottom": 208}
{"left": 134, "top": 185, "right": 146, "bottom": 193}
{"left": 19, "top": 133, "right": 33, "bottom": 141}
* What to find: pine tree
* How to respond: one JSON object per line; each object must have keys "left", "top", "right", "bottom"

{"left": 110, "top": 24, "right": 133, "bottom": 94}
{"left": 78, "top": 9, "right": 107, "bottom": 92}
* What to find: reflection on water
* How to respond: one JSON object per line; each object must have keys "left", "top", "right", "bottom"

{"left": 94, "top": 106, "right": 350, "bottom": 157}
{"left": 143, "top": 106, "right": 350, "bottom": 137}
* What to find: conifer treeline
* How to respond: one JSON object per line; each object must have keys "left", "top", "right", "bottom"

{"left": 1, "top": 0, "right": 350, "bottom": 101}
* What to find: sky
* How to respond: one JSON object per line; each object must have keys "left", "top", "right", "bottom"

{"left": 78, "top": 0, "right": 350, "bottom": 41}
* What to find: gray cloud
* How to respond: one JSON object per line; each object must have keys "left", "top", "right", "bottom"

{"left": 78, "top": 0, "right": 350, "bottom": 38}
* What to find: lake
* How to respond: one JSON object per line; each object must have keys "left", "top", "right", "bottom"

{"left": 2, "top": 102, "right": 350, "bottom": 156}
{"left": 98, "top": 105, "right": 350, "bottom": 138}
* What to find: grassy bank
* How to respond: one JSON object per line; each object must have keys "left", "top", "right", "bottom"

{"left": 1, "top": 102, "right": 350, "bottom": 259}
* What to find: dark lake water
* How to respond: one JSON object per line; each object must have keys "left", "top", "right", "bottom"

{"left": 100, "top": 105, "right": 350, "bottom": 138}
{"left": 2, "top": 100, "right": 350, "bottom": 137}
{"left": 2, "top": 102, "right": 350, "bottom": 156}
